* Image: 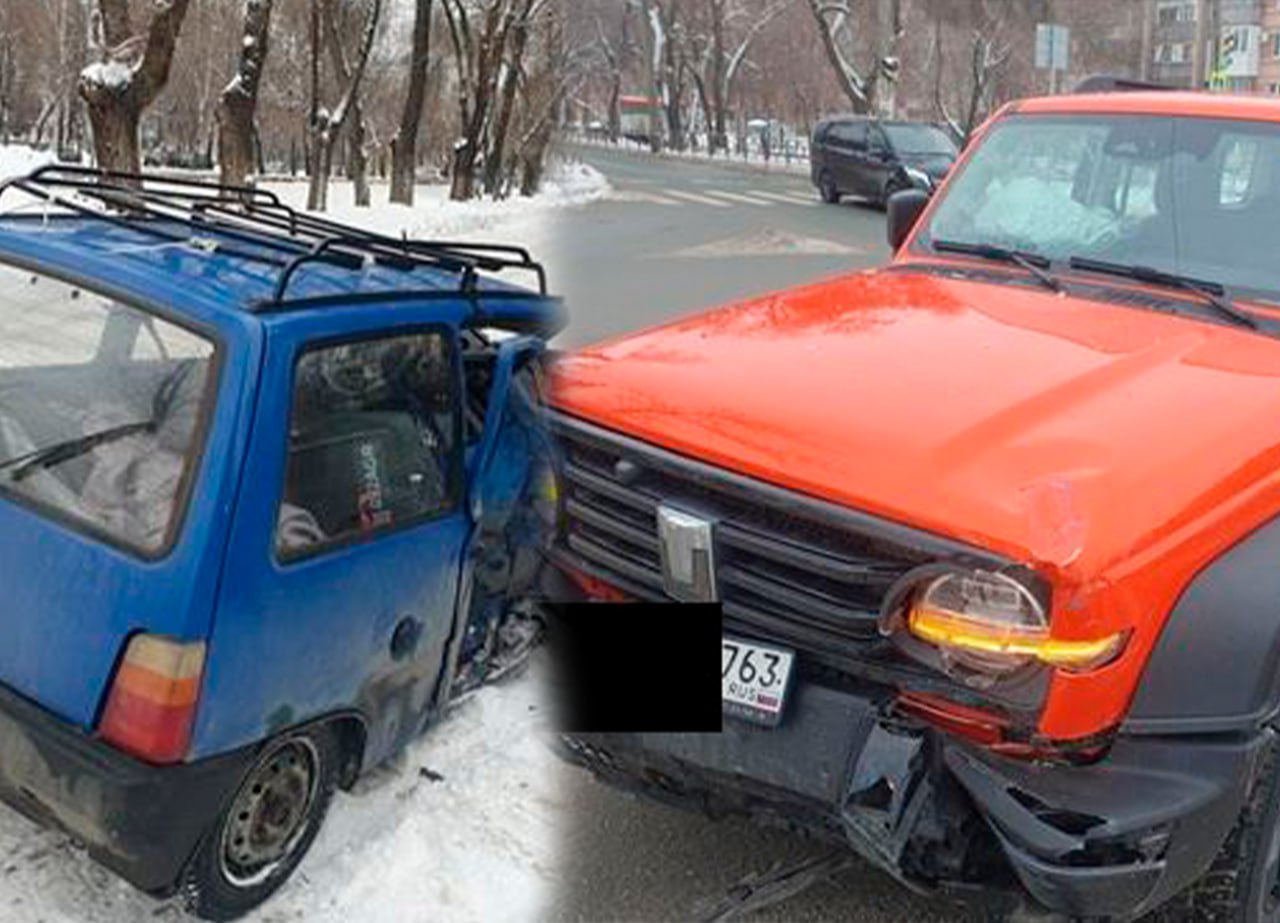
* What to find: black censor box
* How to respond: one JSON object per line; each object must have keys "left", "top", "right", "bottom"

{"left": 547, "top": 603, "right": 723, "bottom": 733}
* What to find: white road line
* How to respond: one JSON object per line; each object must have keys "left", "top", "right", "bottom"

{"left": 663, "top": 189, "right": 733, "bottom": 207}
{"left": 614, "top": 189, "right": 685, "bottom": 206}
{"left": 660, "top": 188, "right": 732, "bottom": 207}
{"left": 750, "top": 190, "right": 816, "bottom": 205}
{"left": 699, "top": 189, "right": 774, "bottom": 206}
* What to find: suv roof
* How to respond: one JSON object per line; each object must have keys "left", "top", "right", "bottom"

{"left": 1015, "top": 90, "right": 1280, "bottom": 122}
{"left": 0, "top": 166, "right": 550, "bottom": 321}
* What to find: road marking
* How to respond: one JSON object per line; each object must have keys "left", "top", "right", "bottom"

{"left": 612, "top": 189, "right": 686, "bottom": 206}
{"left": 699, "top": 189, "right": 774, "bottom": 206}
{"left": 750, "top": 190, "right": 816, "bottom": 205}
{"left": 662, "top": 188, "right": 733, "bottom": 207}
{"left": 661, "top": 229, "right": 866, "bottom": 259}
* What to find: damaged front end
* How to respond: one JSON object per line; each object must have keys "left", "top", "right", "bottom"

{"left": 547, "top": 414, "right": 1271, "bottom": 920}
{"left": 563, "top": 690, "right": 1269, "bottom": 920}
{"left": 447, "top": 329, "right": 560, "bottom": 700}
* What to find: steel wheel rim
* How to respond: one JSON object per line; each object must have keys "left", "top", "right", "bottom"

{"left": 219, "top": 737, "right": 320, "bottom": 889}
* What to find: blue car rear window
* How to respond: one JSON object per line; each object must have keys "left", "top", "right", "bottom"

{"left": 0, "top": 262, "right": 216, "bottom": 555}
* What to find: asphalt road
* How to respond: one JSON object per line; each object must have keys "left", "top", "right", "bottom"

{"left": 541, "top": 148, "right": 989, "bottom": 923}
{"left": 546, "top": 145, "right": 891, "bottom": 348}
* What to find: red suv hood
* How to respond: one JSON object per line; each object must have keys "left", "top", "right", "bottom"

{"left": 551, "top": 267, "right": 1280, "bottom": 578}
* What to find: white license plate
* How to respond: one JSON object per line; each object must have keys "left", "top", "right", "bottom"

{"left": 722, "top": 637, "right": 795, "bottom": 726}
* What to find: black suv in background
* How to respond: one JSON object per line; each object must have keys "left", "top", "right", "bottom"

{"left": 811, "top": 116, "right": 958, "bottom": 206}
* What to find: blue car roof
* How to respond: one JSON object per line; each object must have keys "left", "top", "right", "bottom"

{"left": 0, "top": 215, "right": 531, "bottom": 319}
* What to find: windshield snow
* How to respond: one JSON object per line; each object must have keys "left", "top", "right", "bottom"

{"left": 920, "top": 114, "right": 1280, "bottom": 304}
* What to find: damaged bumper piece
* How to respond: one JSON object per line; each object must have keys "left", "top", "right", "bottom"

{"left": 561, "top": 678, "right": 1272, "bottom": 920}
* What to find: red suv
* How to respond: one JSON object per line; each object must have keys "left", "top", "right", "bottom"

{"left": 547, "top": 88, "right": 1280, "bottom": 920}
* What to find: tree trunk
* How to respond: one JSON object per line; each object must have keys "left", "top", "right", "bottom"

{"left": 217, "top": 0, "right": 274, "bottom": 189}
{"left": 218, "top": 92, "right": 256, "bottom": 189}
{"left": 709, "top": 0, "right": 727, "bottom": 153}
{"left": 79, "top": 0, "right": 192, "bottom": 175}
{"left": 451, "top": 141, "right": 478, "bottom": 201}
{"left": 307, "top": 0, "right": 382, "bottom": 212}
{"left": 484, "top": 0, "right": 536, "bottom": 198}
{"left": 307, "top": 130, "right": 333, "bottom": 210}
{"left": 390, "top": 0, "right": 433, "bottom": 206}
{"left": 347, "top": 101, "right": 371, "bottom": 206}
{"left": 83, "top": 94, "right": 142, "bottom": 173}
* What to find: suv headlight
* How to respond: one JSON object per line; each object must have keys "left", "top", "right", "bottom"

{"left": 883, "top": 568, "right": 1125, "bottom": 688}
{"left": 903, "top": 165, "right": 933, "bottom": 190}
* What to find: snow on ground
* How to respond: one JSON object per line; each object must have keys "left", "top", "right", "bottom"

{"left": 263, "top": 159, "right": 608, "bottom": 257}
{"left": 0, "top": 664, "right": 567, "bottom": 923}
{"left": 0, "top": 146, "right": 607, "bottom": 922}
{"left": 571, "top": 132, "right": 810, "bottom": 176}
{"left": 0, "top": 144, "right": 57, "bottom": 180}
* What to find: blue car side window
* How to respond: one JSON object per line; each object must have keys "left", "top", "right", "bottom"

{"left": 276, "top": 330, "right": 460, "bottom": 560}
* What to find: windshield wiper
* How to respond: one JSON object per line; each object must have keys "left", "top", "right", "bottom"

{"left": 1067, "top": 257, "right": 1259, "bottom": 331}
{"left": 932, "top": 239, "right": 1062, "bottom": 293}
{"left": 0, "top": 421, "right": 155, "bottom": 482}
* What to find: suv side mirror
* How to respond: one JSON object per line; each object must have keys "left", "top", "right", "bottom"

{"left": 886, "top": 189, "right": 930, "bottom": 251}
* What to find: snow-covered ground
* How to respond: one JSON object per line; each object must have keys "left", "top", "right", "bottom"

{"left": 0, "top": 143, "right": 58, "bottom": 179}
{"left": 0, "top": 143, "right": 608, "bottom": 265}
{"left": 0, "top": 144, "right": 608, "bottom": 923}
{"left": 570, "top": 131, "right": 811, "bottom": 176}
{"left": 0, "top": 666, "right": 566, "bottom": 923}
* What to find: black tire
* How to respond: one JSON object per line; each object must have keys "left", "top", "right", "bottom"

{"left": 818, "top": 173, "right": 841, "bottom": 204}
{"left": 880, "top": 176, "right": 907, "bottom": 209}
{"left": 1154, "top": 733, "right": 1280, "bottom": 922}
{"left": 181, "top": 725, "right": 341, "bottom": 921}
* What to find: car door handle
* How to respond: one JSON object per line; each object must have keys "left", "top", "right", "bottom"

{"left": 391, "top": 617, "right": 423, "bottom": 661}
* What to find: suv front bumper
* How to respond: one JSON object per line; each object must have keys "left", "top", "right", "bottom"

{"left": 0, "top": 680, "right": 255, "bottom": 896}
{"left": 561, "top": 677, "right": 1271, "bottom": 920}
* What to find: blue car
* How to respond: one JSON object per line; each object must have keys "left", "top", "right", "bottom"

{"left": 0, "top": 167, "right": 560, "bottom": 920}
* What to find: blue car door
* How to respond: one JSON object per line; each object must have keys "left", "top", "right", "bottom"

{"left": 194, "top": 307, "right": 472, "bottom": 767}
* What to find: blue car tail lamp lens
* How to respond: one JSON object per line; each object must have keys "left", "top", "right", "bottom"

{"left": 99, "top": 635, "right": 205, "bottom": 765}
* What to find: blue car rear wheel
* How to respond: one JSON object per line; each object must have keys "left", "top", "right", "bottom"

{"left": 182, "top": 725, "right": 340, "bottom": 921}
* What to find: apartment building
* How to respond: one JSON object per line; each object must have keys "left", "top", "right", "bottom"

{"left": 1261, "top": 0, "right": 1280, "bottom": 94}
{"left": 1151, "top": 0, "right": 1270, "bottom": 90}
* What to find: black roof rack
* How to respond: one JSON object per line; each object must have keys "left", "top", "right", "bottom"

{"left": 0, "top": 165, "right": 549, "bottom": 307}
{"left": 1073, "top": 75, "right": 1175, "bottom": 94}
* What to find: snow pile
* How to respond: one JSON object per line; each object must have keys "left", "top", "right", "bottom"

{"left": 263, "top": 159, "right": 609, "bottom": 243}
{"left": 0, "top": 144, "right": 56, "bottom": 182}
{"left": 0, "top": 665, "right": 566, "bottom": 923}
{"left": 80, "top": 61, "right": 133, "bottom": 92}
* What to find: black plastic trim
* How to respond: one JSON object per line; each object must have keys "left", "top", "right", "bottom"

{"left": 1126, "top": 514, "right": 1280, "bottom": 735}
{"left": 0, "top": 679, "right": 254, "bottom": 895}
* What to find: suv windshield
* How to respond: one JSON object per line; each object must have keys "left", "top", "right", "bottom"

{"left": 883, "top": 123, "right": 956, "bottom": 156}
{"left": 919, "top": 114, "right": 1280, "bottom": 305}
{"left": 0, "top": 263, "right": 215, "bottom": 554}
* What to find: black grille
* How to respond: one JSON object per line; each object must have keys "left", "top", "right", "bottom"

{"left": 551, "top": 413, "right": 999, "bottom": 667}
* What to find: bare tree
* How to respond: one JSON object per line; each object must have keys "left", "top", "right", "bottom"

{"left": 323, "top": 3, "right": 375, "bottom": 206}
{"left": 638, "top": 0, "right": 665, "bottom": 151}
{"left": 700, "top": 0, "right": 788, "bottom": 152}
{"left": 305, "top": 0, "right": 381, "bottom": 212}
{"left": 390, "top": 0, "right": 434, "bottom": 205}
{"left": 217, "top": 0, "right": 274, "bottom": 188}
{"left": 484, "top": 0, "right": 539, "bottom": 196}
{"left": 593, "top": 6, "right": 633, "bottom": 143}
{"left": 804, "top": 0, "right": 900, "bottom": 115}
{"left": 78, "top": 0, "right": 193, "bottom": 174}
{"left": 441, "top": 0, "right": 509, "bottom": 201}
{"left": 926, "top": 0, "right": 1021, "bottom": 145}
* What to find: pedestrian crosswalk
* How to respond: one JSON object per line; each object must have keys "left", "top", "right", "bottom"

{"left": 612, "top": 186, "right": 818, "bottom": 208}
